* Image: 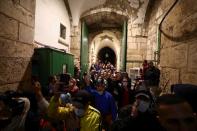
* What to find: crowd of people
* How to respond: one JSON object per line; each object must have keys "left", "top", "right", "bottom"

{"left": 0, "top": 60, "right": 196, "bottom": 131}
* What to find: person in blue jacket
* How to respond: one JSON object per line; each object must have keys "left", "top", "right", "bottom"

{"left": 85, "top": 76, "right": 117, "bottom": 131}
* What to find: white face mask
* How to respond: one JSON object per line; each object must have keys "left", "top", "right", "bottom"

{"left": 98, "top": 91, "right": 104, "bottom": 95}
{"left": 138, "top": 101, "right": 150, "bottom": 113}
{"left": 122, "top": 82, "right": 128, "bottom": 87}
{"left": 74, "top": 108, "right": 85, "bottom": 117}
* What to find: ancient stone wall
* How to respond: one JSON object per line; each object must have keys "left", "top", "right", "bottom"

{"left": 126, "top": 21, "right": 147, "bottom": 73}
{"left": 0, "top": 0, "right": 35, "bottom": 92}
{"left": 70, "top": 25, "right": 81, "bottom": 67}
{"left": 126, "top": 0, "right": 149, "bottom": 73}
{"left": 147, "top": 0, "right": 197, "bottom": 93}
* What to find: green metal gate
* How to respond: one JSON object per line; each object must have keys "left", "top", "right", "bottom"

{"left": 32, "top": 47, "right": 74, "bottom": 87}
{"left": 80, "top": 21, "right": 89, "bottom": 78}
{"left": 120, "top": 21, "right": 128, "bottom": 71}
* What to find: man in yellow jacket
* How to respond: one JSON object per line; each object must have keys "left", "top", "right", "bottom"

{"left": 48, "top": 90, "right": 101, "bottom": 131}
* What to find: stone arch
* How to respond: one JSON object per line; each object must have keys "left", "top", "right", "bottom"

{"left": 80, "top": 7, "right": 128, "bottom": 71}
{"left": 89, "top": 30, "right": 121, "bottom": 71}
{"left": 80, "top": 7, "right": 128, "bottom": 33}
{"left": 97, "top": 46, "right": 117, "bottom": 66}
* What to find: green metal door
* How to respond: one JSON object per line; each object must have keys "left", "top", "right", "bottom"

{"left": 80, "top": 21, "right": 89, "bottom": 78}
{"left": 51, "top": 50, "right": 74, "bottom": 76}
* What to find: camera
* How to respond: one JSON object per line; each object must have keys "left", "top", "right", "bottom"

{"left": 0, "top": 91, "right": 25, "bottom": 119}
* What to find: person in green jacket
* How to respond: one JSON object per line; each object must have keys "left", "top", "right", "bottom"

{"left": 48, "top": 89, "right": 101, "bottom": 131}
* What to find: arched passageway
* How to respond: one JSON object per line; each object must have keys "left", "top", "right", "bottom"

{"left": 97, "top": 47, "right": 116, "bottom": 66}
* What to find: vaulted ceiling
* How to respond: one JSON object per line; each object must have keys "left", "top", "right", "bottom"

{"left": 82, "top": 11, "right": 128, "bottom": 32}
{"left": 66, "top": 0, "right": 149, "bottom": 31}
{"left": 67, "top": 0, "right": 106, "bottom": 26}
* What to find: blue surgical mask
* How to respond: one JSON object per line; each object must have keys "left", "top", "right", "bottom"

{"left": 74, "top": 108, "right": 85, "bottom": 117}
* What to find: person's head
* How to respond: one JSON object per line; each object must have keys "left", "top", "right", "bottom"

{"left": 116, "top": 72, "right": 122, "bottom": 81}
{"left": 95, "top": 77, "right": 105, "bottom": 94}
{"left": 49, "top": 75, "right": 57, "bottom": 84}
{"left": 122, "top": 76, "right": 129, "bottom": 88}
{"left": 148, "top": 61, "right": 154, "bottom": 68}
{"left": 103, "top": 71, "right": 108, "bottom": 79}
{"left": 131, "top": 91, "right": 153, "bottom": 117}
{"left": 107, "top": 70, "right": 112, "bottom": 77}
{"left": 83, "top": 73, "right": 91, "bottom": 86}
{"left": 74, "top": 65, "right": 79, "bottom": 76}
{"left": 100, "top": 71, "right": 104, "bottom": 78}
{"left": 72, "top": 90, "right": 91, "bottom": 117}
{"left": 111, "top": 73, "right": 116, "bottom": 81}
{"left": 156, "top": 94, "right": 197, "bottom": 131}
{"left": 32, "top": 80, "right": 41, "bottom": 94}
{"left": 171, "top": 84, "right": 197, "bottom": 113}
{"left": 69, "top": 78, "right": 76, "bottom": 87}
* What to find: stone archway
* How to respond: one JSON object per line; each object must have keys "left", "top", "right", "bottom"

{"left": 97, "top": 47, "right": 116, "bottom": 66}
{"left": 89, "top": 31, "right": 121, "bottom": 71}
{"left": 80, "top": 7, "right": 129, "bottom": 72}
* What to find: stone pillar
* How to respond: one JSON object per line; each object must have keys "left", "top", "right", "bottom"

{"left": 0, "top": 0, "right": 35, "bottom": 92}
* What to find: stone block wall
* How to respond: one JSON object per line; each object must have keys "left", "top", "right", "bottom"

{"left": 126, "top": 0, "right": 150, "bottom": 73}
{"left": 147, "top": 0, "right": 197, "bottom": 93}
{"left": 0, "top": 0, "right": 35, "bottom": 92}
{"left": 126, "top": 20, "right": 148, "bottom": 73}
{"left": 70, "top": 25, "right": 81, "bottom": 67}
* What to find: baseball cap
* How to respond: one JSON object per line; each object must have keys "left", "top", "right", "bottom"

{"left": 134, "top": 90, "right": 152, "bottom": 101}
{"left": 135, "top": 93, "right": 150, "bottom": 99}
{"left": 71, "top": 90, "right": 91, "bottom": 108}
{"left": 95, "top": 77, "right": 104, "bottom": 86}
